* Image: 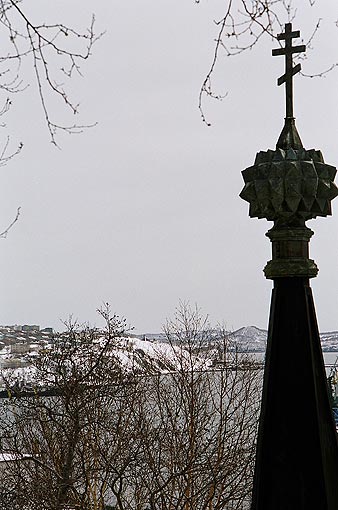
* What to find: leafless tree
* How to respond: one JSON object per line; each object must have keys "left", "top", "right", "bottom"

{"left": 0, "top": 306, "right": 128, "bottom": 510}
{"left": 112, "top": 303, "right": 262, "bottom": 510}
{"left": 0, "top": 303, "right": 262, "bottom": 510}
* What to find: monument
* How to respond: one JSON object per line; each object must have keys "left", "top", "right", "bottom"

{"left": 240, "top": 23, "right": 338, "bottom": 509}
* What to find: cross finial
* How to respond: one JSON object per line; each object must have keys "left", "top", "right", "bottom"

{"left": 272, "top": 23, "right": 306, "bottom": 119}
{"left": 272, "top": 23, "right": 306, "bottom": 149}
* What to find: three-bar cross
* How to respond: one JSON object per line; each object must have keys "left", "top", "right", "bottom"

{"left": 272, "top": 23, "right": 306, "bottom": 119}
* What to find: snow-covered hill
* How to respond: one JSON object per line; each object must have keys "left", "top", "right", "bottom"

{"left": 318, "top": 331, "right": 338, "bottom": 352}
{"left": 2, "top": 326, "right": 338, "bottom": 390}
{"left": 228, "top": 326, "right": 267, "bottom": 352}
{"left": 225, "top": 326, "right": 338, "bottom": 352}
{"left": 0, "top": 335, "right": 212, "bottom": 391}
{"left": 112, "top": 336, "right": 209, "bottom": 373}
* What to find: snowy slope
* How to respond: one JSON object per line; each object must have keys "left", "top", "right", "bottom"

{"left": 227, "top": 327, "right": 338, "bottom": 352}
{"left": 0, "top": 336, "right": 212, "bottom": 390}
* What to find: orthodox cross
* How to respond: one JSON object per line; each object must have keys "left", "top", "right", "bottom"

{"left": 272, "top": 23, "right": 306, "bottom": 119}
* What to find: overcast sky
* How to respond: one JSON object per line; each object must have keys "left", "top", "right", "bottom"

{"left": 0, "top": 1, "right": 338, "bottom": 333}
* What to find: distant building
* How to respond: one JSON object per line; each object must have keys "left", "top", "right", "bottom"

{"left": 0, "top": 324, "right": 54, "bottom": 370}
{"left": 11, "top": 344, "right": 28, "bottom": 355}
{"left": 22, "top": 325, "right": 40, "bottom": 332}
{"left": 41, "top": 327, "right": 53, "bottom": 334}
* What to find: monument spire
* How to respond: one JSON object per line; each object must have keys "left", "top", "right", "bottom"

{"left": 240, "top": 22, "right": 338, "bottom": 510}
{"left": 272, "top": 22, "right": 306, "bottom": 149}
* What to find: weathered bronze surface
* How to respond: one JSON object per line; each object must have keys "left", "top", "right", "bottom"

{"left": 240, "top": 148, "right": 338, "bottom": 226}
{"left": 264, "top": 226, "right": 318, "bottom": 279}
{"left": 240, "top": 23, "right": 338, "bottom": 279}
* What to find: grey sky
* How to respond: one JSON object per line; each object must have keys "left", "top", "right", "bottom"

{"left": 0, "top": 1, "right": 338, "bottom": 333}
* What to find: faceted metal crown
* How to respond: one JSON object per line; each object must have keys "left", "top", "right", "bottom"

{"left": 240, "top": 148, "right": 338, "bottom": 225}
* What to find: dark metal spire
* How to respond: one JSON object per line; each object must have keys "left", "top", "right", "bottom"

{"left": 272, "top": 23, "right": 306, "bottom": 149}
{"left": 240, "top": 21, "right": 338, "bottom": 510}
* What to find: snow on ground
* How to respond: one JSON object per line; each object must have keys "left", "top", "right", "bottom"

{"left": 2, "top": 327, "right": 338, "bottom": 389}
{"left": 0, "top": 335, "right": 212, "bottom": 389}
{"left": 110, "top": 336, "right": 211, "bottom": 373}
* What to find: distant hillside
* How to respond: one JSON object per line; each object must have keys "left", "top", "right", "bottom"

{"left": 229, "top": 326, "right": 338, "bottom": 352}
{"left": 228, "top": 326, "right": 267, "bottom": 352}
{"left": 144, "top": 326, "right": 338, "bottom": 352}
{"left": 318, "top": 331, "right": 338, "bottom": 352}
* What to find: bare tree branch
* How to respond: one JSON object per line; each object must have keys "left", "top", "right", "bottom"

{"left": 0, "top": 1, "right": 102, "bottom": 144}
{"left": 197, "top": 0, "right": 324, "bottom": 125}
{"left": 0, "top": 205, "right": 20, "bottom": 238}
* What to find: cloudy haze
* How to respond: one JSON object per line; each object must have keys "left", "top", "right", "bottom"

{"left": 0, "top": 1, "right": 338, "bottom": 333}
